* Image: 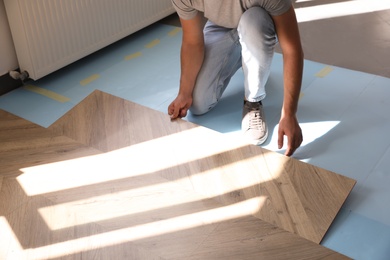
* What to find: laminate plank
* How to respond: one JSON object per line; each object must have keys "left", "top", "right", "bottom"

{"left": 0, "top": 172, "right": 165, "bottom": 260}
{"left": 39, "top": 175, "right": 214, "bottom": 233}
{"left": 174, "top": 146, "right": 353, "bottom": 243}
{"left": 184, "top": 148, "right": 356, "bottom": 242}
{"left": 129, "top": 199, "right": 346, "bottom": 259}
{"left": 0, "top": 140, "right": 101, "bottom": 179}
{"left": 180, "top": 216, "right": 351, "bottom": 260}
{"left": 1, "top": 195, "right": 108, "bottom": 260}
{"left": 50, "top": 90, "right": 195, "bottom": 152}
{"left": 0, "top": 90, "right": 355, "bottom": 259}
{"left": 0, "top": 110, "right": 102, "bottom": 178}
{"left": 0, "top": 177, "right": 29, "bottom": 217}
{"left": 1, "top": 161, "right": 349, "bottom": 259}
{"left": 11, "top": 174, "right": 349, "bottom": 259}
{"left": 50, "top": 90, "right": 355, "bottom": 243}
{"left": 51, "top": 242, "right": 165, "bottom": 260}
{"left": 0, "top": 186, "right": 164, "bottom": 260}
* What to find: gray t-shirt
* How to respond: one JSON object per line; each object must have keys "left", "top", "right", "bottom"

{"left": 171, "top": 0, "right": 291, "bottom": 28}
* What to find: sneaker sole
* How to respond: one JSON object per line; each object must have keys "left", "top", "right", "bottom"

{"left": 245, "top": 128, "right": 269, "bottom": 146}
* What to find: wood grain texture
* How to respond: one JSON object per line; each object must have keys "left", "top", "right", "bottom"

{"left": 51, "top": 90, "right": 354, "bottom": 243}
{"left": 0, "top": 90, "right": 355, "bottom": 259}
{"left": 0, "top": 110, "right": 102, "bottom": 178}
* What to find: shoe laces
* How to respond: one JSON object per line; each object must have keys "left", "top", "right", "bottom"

{"left": 248, "top": 108, "right": 263, "bottom": 131}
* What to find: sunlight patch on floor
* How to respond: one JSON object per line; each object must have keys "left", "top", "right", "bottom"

{"left": 0, "top": 217, "right": 23, "bottom": 259}
{"left": 16, "top": 126, "right": 247, "bottom": 196}
{"left": 262, "top": 121, "right": 340, "bottom": 155}
{"left": 295, "top": 0, "right": 390, "bottom": 23}
{"left": 27, "top": 197, "right": 265, "bottom": 260}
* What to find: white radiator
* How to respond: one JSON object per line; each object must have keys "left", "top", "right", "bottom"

{"left": 4, "top": 0, "right": 175, "bottom": 80}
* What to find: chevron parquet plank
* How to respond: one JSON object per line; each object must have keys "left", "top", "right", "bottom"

{"left": 182, "top": 216, "right": 350, "bottom": 260}
{"left": 0, "top": 90, "right": 355, "bottom": 259}
{"left": 51, "top": 90, "right": 355, "bottom": 243}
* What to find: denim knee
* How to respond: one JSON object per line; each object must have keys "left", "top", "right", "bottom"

{"left": 238, "top": 7, "right": 277, "bottom": 47}
{"left": 237, "top": 7, "right": 277, "bottom": 101}
{"left": 189, "top": 99, "right": 216, "bottom": 115}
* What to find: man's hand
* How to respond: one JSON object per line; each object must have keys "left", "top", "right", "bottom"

{"left": 278, "top": 114, "right": 303, "bottom": 156}
{"left": 168, "top": 94, "right": 193, "bottom": 119}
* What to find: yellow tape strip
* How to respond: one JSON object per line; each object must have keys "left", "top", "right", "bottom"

{"left": 299, "top": 92, "right": 305, "bottom": 99}
{"left": 316, "top": 66, "right": 334, "bottom": 78}
{"left": 80, "top": 74, "right": 100, "bottom": 86}
{"left": 145, "top": 39, "right": 160, "bottom": 49}
{"left": 23, "top": 85, "right": 70, "bottom": 103}
{"left": 125, "top": 52, "right": 142, "bottom": 61}
{"left": 168, "top": 27, "right": 182, "bottom": 37}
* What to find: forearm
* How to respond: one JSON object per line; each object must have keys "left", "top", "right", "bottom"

{"left": 282, "top": 48, "right": 304, "bottom": 117}
{"left": 179, "top": 41, "right": 204, "bottom": 97}
{"left": 271, "top": 6, "right": 304, "bottom": 117}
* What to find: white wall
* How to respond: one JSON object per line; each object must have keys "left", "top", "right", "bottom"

{"left": 0, "top": 0, "right": 18, "bottom": 76}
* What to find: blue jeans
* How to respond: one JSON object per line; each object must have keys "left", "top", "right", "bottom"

{"left": 190, "top": 7, "right": 277, "bottom": 115}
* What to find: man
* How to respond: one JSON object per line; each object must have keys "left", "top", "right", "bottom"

{"left": 168, "top": 0, "right": 303, "bottom": 156}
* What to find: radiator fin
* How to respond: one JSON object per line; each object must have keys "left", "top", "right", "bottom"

{"left": 5, "top": 0, "right": 174, "bottom": 80}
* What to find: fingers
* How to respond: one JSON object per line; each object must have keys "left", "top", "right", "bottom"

{"left": 168, "top": 102, "right": 188, "bottom": 119}
{"left": 168, "top": 103, "right": 177, "bottom": 118}
{"left": 279, "top": 132, "right": 295, "bottom": 157}
{"left": 285, "top": 144, "right": 294, "bottom": 157}
{"left": 170, "top": 107, "right": 180, "bottom": 119}
{"left": 284, "top": 134, "right": 303, "bottom": 157}
{"left": 278, "top": 130, "right": 284, "bottom": 150}
{"left": 168, "top": 104, "right": 174, "bottom": 117}
{"left": 278, "top": 126, "right": 302, "bottom": 157}
{"left": 180, "top": 108, "right": 188, "bottom": 118}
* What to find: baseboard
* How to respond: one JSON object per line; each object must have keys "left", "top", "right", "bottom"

{"left": 0, "top": 72, "right": 22, "bottom": 96}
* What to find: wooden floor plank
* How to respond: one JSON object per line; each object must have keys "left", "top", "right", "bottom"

{"left": 0, "top": 90, "right": 355, "bottom": 259}
{"left": 182, "top": 216, "right": 350, "bottom": 260}
{"left": 0, "top": 177, "right": 29, "bottom": 217}
{"left": 0, "top": 110, "right": 102, "bottom": 179}
{"left": 51, "top": 90, "right": 355, "bottom": 243}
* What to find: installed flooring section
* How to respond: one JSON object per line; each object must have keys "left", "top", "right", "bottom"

{"left": 0, "top": 90, "right": 355, "bottom": 259}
